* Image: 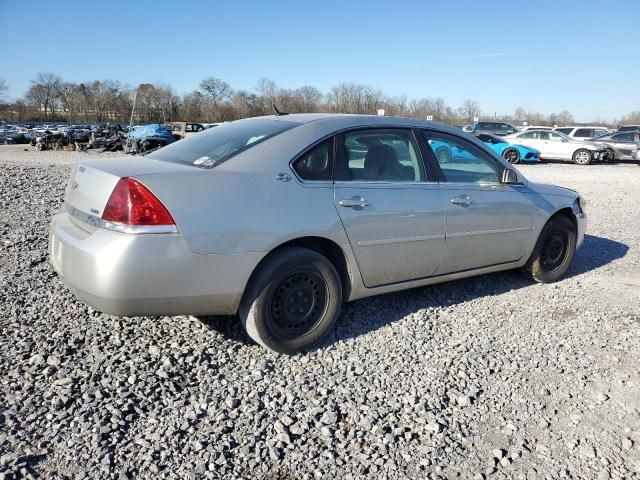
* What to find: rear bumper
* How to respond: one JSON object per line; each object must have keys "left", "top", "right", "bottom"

{"left": 49, "top": 212, "right": 264, "bottom": 316}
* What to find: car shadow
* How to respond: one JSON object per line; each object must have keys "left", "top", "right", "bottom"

{"left": 197, "top": 234, "right": 628, "bottom": 352}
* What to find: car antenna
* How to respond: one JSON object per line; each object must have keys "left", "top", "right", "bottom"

{"left": 273, "top": 104, "right": 289, "bottom": 116}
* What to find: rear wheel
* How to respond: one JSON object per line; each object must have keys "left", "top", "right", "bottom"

{"left": 524, "top": 215, "right": 576, "bottom": 283}
{"left": 239, "top": 247, "right": 342, "bottom": 354}
{"left": 503, "top": 147, "right": 521, "bottom": 164}
{"left": 573, "top": 149, "right": 592, "bottom": 165}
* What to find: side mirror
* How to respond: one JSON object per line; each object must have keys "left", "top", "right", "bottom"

{"left": 501, "top": 168, "right": 520, "bottom": 184}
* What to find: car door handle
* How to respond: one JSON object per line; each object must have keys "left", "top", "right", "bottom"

{"left": 338, "top": 196, "right": 370, "bottom": 208}
{"left": 450, "top": 196, "right": 472, "bottom": 207}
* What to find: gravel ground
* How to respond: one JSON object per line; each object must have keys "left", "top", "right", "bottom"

{"left": 1, "top": 144, "right": 639, "bottom": 479}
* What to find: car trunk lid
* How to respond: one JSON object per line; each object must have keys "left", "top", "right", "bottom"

{"left": 63, "top": 156, "right": 196, "bottom": 233}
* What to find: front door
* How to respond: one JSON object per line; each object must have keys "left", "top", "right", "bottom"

{"left": 421, "top": 130, "right": 534, "bottom": 274}
{"left": 333, "top": 128, "right": 446, "bottom": 287}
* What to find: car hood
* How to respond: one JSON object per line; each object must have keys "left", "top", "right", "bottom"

{"left": 527, "top": 181, "right": 577, "bottom": 198}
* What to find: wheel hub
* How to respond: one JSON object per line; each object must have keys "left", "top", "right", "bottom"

{"left": 270, "top": 271, "right": 326, "bottom": 339}
{"left": 540, "top": 230, "right": 567, "bottom": 271}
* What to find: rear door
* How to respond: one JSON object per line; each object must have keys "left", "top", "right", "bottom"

{"left": 513, "top": 131, "right": 547, "bottom": 156}
{"left": 609, "top": 132, "right": 637, "bottom": 159}
{"left": 420, "top": 129, "right": 534, "bottom": 274}
{"left": 333, "top": 128, "right": 446, "bottom": 287}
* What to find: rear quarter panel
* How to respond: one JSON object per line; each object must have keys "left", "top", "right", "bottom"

{"left": 134, "top": 124, "right": 352, "bottom": 255}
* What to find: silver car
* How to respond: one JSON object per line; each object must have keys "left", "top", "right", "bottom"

{"left": 49, "top": 114, "right": 587, "bottom": 353}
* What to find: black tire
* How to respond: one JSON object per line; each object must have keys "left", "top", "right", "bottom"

{"left": 524, "top": 215, "right": 576, "bottom": 283}
{"left": 606, "top": 148, "right": 615, "bottom": 162}
{"left": 572, "top": 149, "right": 592, "bottom": 165}
{"left": 239, "top": 247, "right": 342, "bottom": 354}
{"left": 502, "top": 147, "right": 521, "bottom": 164}
{"left": 435, "top": 146, "right": 452, "bottom": 163}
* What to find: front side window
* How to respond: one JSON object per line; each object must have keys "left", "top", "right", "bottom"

{"left": 292, "top": 139, "right": 333, "bottom": 181}
{"left": 422, "top": 131, "right": 502, "bottom": 184}
{"left": 335, "top": 129, "right": 424, "bottom": 182}
{"left": 149, "top": 118, "right": 299, "bottom": 168}
{"left": 613, "top": 132, "right": 634, "bottom": 142}
{"left": 593, "top": 129, "right": 609, "bottom": 137}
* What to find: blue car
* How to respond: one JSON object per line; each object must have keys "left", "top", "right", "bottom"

{"left": 475, "top": 133, "right": 540, "bottom": 164}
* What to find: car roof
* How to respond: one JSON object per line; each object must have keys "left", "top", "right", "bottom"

{"left": 244, "top": 113, "right": 464, "bottom": 135}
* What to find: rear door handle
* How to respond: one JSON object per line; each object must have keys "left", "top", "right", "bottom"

{"left": 450, "top": 196, "right": 472, "bottom": 207}
{"left": 339, "top": 196, "right": 370, "bottom": 208}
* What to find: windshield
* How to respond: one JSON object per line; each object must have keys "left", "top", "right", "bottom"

{"left": 149, "top": 118, "right": 299, "bottom": 168}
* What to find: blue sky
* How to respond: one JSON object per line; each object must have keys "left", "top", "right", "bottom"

{"left": 1, "top": 0, "right": 638, "bottom": 121}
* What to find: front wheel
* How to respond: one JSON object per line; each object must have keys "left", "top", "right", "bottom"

{"left": 573, "top": 149, "right": 592, "bottom": 165}
{"left": 239, "top": 247, "right": 342, "bottom": 354}
{"left": 502, "top": 147, "right": 521, "bottom": 164}
{"left": 606, "top": 148, "right": 615, "bottom": 162}
{"left": 524, "top": 215, "right": 576, "bottom": 283}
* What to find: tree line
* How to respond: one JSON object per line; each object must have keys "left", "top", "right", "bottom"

{"left": 1, "top": 74, "right": 638, "bottom": 127}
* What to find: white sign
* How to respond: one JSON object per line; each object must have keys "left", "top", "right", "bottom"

{"left": 473, "top": 117, "right": 479, "bottom": 123}
{"left": 523, "top": 121, "right": 528, "bottom": 126}
{"left": 377, "top": 109, "right": 385, "bottom": 116}
{"left": 426, "top": 115, "right": 433, "bottom": 121}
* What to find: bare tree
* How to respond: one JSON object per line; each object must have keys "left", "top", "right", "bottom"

{"left": 457, "top": 99, "right": 481, "bottom": 124}
{"left": 199, "top": 77, "right": 233, "bottom": 105}
{"left": 25, "top": 73, "right": 63, "bottom": 118}
{"left": 0, "top": 78, "right": 7, "bottom": 100}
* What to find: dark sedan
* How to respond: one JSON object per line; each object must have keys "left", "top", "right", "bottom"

{"left": 593, "top": 131, "right": 640, "bottom": 161}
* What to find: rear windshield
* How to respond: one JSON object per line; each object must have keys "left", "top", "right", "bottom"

{"left": 149, "top": 118, "right": 299, "bottom": 168}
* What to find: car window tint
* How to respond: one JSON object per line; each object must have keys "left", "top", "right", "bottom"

{"left": 335, "top": 129, "right": 423, "bottom": 182}
{"left": 613, "top": 132, "right": 634, "bottom": 142}
{"left": 422, "top": 131, "right": 501, "bottom": 184}
{"left": 555, "top": 128, "right": 572, "bottom": 135}
{"left": 574, "top": 128, "right": 591, "bottom": 137}
{"left": 292, "top": 139, "right": 333, "bottom": 181}
{"left": 149, "top": 118, "right": 299, "bottom": 168}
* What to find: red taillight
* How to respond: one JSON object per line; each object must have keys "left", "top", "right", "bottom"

{"left": 102, "top": 177, "right": 175, "bottom": 227}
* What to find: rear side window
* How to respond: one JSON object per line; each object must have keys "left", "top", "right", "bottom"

{"left": 555, "top": 128, "right": 573, "bottom": 135}
{"left": 335, "top": 129, "right": 424, "bottom": 182}
{"left": 292, "top": 139, "right": 333, "bottom": 181}
{"left": 593, "top": 129, "right": 608, "bottom": 137}
{"left": 574, "top": 128, "right": 592, "bottom": 138}
{"left": 149, "top": 118, "right": 299, "bottom": 168}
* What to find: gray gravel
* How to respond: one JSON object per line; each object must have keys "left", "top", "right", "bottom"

{"left": 1, "top": 144, "right": 639, "bottom": 479}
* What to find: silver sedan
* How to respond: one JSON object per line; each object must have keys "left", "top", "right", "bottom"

{"left": 49, "top": 114, "right": 587, "bottom": 353}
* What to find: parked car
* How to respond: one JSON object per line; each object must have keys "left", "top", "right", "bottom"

{"left": 589, "top": 131, "right": 640, "bottom": 161}
{"left": 474, "top": 133, "right": 540, "bottom": 163}
{"left": 167, "top": 121, "right": 206, "bottom": 139}
{"left": 470, "top": 121, "right": 520, "bottom": 136}
{"left": 49, "top": 114, "right": 586, "bottom": 353}
{"left": 504, "top": 129, "right": 606, "bottom": 165}
{"left": 519, "top": 125, "right": 553, "bottom": 132}
{"left": 617, "top": 125, "right": 640, "bottom": 132}
{"left": 553, "top": 126, "right": 611, "bottom": 140}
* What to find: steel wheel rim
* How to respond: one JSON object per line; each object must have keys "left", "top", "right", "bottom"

{"left": 575, "top": 151, "right": 590, "bottom": 164}
{"left": 540, "top": 229, "right": 568, "bottom": 271}
{"left": 268, "top": 270, "right": 328, "bottom": 340}
{"left": 504, "top": 148, "right": 519, "bottom": 163}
